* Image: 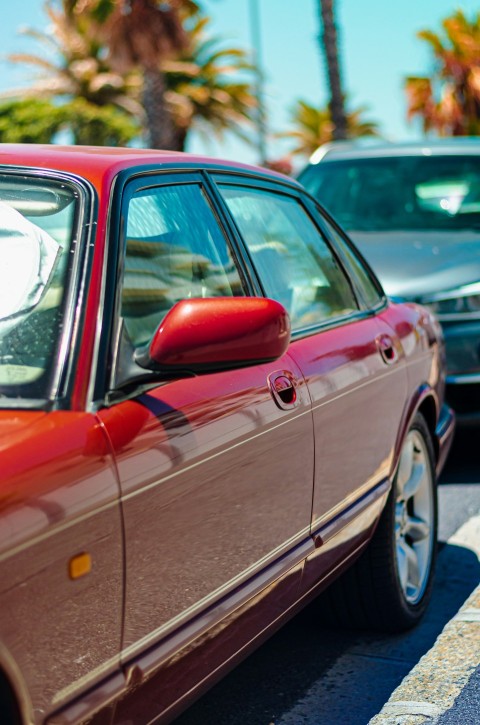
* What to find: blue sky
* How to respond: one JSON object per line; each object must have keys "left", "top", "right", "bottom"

{"left": 2, "top": 0, "right": 479, "bottom": 164}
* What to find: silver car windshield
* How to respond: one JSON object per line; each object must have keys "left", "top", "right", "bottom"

{"left": 0, "top": 175, "right": 78, "bottom": 404}
{"left": 300, "top": 155, "right": 480, "bottom": 232}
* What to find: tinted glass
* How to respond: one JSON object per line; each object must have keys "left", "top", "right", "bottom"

{"left": 121, "top": 183, "right": 244, "bottom": 349}
{"left": 0, "top": 175, "right": 78, "bottom": 403}
{"left": 320, "top": 215, "right": 384, "bottom": 308}
{"left": 300, "top": 155, "right": 480, "bottom": 232}
{"left": 219, "top": 185, "right": 358, "bottom": 329}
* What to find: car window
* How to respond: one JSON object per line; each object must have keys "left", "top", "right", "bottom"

{"left": 319, "top": 215, "right": 384, "bottom": 309}
{"left": 299, "top": 155, "right": 480, "bottom": 232}
{"left": 218, "top": 185, "right": 358, "bottom": 330}
{"left": 0, "top": 175, "right": 78, "bottom": 403}
{"left": 120, "top": 182, "right": 245, "bottom": 351}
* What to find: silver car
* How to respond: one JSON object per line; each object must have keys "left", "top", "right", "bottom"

{"left": 299, "top": 138, "right": 480, "bottom": 421}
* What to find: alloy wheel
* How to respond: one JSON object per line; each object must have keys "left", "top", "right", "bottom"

{"left": 394, "top": 429, "right": 435, "bottom": 604}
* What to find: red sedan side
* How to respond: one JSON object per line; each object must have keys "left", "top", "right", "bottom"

{"left": 0, "top": 145, "right": 454, "bottom": 725}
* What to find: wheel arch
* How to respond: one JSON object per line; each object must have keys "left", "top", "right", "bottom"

{"left": 0, "top": 642, "right": 33, "bottom": 725}
{"left": 416, "top": 393, "right": 439, "bottom": 462}
{"left": 393, "top": 384, "right": 440, "bottom": 480}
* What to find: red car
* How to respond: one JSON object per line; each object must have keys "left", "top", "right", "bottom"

{"left": 0, "top": 145, "right": 454, "bottom": 725}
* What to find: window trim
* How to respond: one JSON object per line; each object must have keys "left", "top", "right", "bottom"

{"left": 303, "top": 195, "right": 388, "bottom": 314}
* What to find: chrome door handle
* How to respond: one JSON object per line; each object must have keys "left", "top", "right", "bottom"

{"left": 376, "top": 334, "right": 399, "bottom": 365}
{"left": 268, "top": 371, "right": 298, "bottom": 410}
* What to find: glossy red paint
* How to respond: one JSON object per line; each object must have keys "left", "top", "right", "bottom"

{"left": 0, "top": 411, "right": 123, "bottom": 721}
{"left": 98, "top": 350, "right": 314, "bottom": 656}
{"left": 0, "top": 145, "right": 455, "bottom": 725}
{"left": 143, "top": 297, "right": 291, "bottom": 370}
{"left": 0, "top": 144, "right": 282, "bottom": 196}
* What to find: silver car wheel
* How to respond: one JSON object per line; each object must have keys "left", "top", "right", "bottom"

{"left": 394, "top": 429, "right": 435, "bottom": 605}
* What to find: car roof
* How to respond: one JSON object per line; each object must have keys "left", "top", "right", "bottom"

{"left": 0, "top": 144, "right": 295, "bottom": 192}
{"left": 308, "top": 137, "right": 480, "bottom": 164}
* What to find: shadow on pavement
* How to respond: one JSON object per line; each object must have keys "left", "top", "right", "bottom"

{"left": 174, "top": 542, "right": 480, "bottom": 725}
{"left": 175, "top": 427, "right": 479, "bottom": 724}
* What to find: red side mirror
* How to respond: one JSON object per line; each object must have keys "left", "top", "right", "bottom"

{"left": 135, "top": 297, "right": 291, "bottom": 373}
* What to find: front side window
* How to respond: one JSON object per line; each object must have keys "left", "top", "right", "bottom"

{"left": 0, "top": 174, "right": 79, "bottom": 404}
{"left": 218, "top": 185, "right": 358, "bottom": 330}
{"left": 121, "top": 182, "right": 245, "bottom": 350}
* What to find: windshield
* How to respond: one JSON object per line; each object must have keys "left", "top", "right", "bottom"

{"left": 0, "top": 174, "right": 79, "bottom": 405}
{"left": 299, "top": 155, "right": 480, "bottom": 232}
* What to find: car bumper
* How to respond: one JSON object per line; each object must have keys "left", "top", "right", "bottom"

{"left": 444, "top": 379, "right": 480, "bottom": 424}
{"left": 442, "top": 318, "right": 480, "bottom": 382}
{"left": 435, "top": 403, "right": 455, "bottom": 477}
{"left": 438, "top": 319, "right": 480, "bottom": 419}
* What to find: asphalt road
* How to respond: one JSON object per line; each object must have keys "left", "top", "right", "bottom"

{"left": 174, "top": 428, "right": 480, "bottom": 725}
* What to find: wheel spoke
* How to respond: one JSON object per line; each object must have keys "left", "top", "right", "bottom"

{"left": 402, "top": 460, "right": 426, "bottom": 501}
{"left": 396, "top": 436, "right": 414, "bottom": 494}
{"left": 392, "top": 423, "right": 437, "bottom": 610}
{"left": 397, "top": 540, "right": 409, "bottom": 592}
{"left": 404, "top": 514, "right": 430, "bottom": 543}
{"left": 406, "top": 541, "right": 421, "bottom": 589}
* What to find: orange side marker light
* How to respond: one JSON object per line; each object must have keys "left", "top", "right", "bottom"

{"left": 69, "top": 552, "right": 92, "bottom": 580}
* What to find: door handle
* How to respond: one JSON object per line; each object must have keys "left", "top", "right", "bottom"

{"left": 268, "top": 371, "right": 298, "bottom": 410}
{"left": 376, "top": 334, "right": 399, "bottom": 365}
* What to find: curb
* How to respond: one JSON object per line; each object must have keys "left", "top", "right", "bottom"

{"left": 369, "top": 515, "right": 480, "bottom": 724}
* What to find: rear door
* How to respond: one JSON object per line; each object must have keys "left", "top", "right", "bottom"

{"left": 98, "top": 172, "right": 315, "bottom": 664}
{"left": 214, "top": 178, "right": 407, "bottom": 541}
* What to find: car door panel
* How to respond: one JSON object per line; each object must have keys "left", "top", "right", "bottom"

{"left": 100, "top": 349, "right": 314, "bottom": 657}
{"left": 99, "top": 173, "right": 316, "bottom": 660}
{"left": 111, "top": 552, "right": 305, "bottom": 725}
{"left": 288, "top": 315, "right": 407, "bottom": 532}
{"left": 213, "top": 179, "right": 407, "bottom": 535}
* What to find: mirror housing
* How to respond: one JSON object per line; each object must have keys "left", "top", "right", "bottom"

{"left": 135, "top": 297, "right": 291, "bottom": 374}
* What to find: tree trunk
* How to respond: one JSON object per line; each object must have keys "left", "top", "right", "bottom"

{"left": 143, "top": 69, "right": 180, "bottom": 150}
{"left": 318, "top": 0, "right": 348, "bottom": 141}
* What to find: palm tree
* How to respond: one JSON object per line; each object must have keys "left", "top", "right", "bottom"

{"left": 6, "top": 0, "right": 142, "bottom": 118}
{"left": 281, "top": 99, "right": 379, "bottom": 157}
{"left": 6, "top": 0, "right": 255, "bottom": 151}
{"left": 317, "top": 0, "right": 348, "bottom": 140}
{"left": 162, "top": 13, "right": 257, "bottom": 151}
{"left": 405, "top": 10, "right": 480, "bottom": 136}
{"left": 105, "top": 0, "right": 198, "bottom": 148}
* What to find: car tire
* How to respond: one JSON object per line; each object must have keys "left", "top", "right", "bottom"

{"left": 319, "top": 412, "right": 437, "bottom": 633}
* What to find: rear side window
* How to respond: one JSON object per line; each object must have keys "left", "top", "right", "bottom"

{"left": 218, "top": 185, "right": 358, "bottom": 330}
{"left": 121, "top": 182, "right": 245, "bottom": 350}
{"left": 320, "top": 215, "right": 384, "bottom": 309}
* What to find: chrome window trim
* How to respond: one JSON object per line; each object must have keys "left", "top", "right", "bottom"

{"left": 86, "top": 174, "right": 119, "bottom": 411}
{"left": 435, "top": 312, "right": 480, "bottom": 322}
{"left": 446, "top": 372, "right": 480, "bottom": 384}
{"left": 52, "top": 175, "right": 96, "bottom": 403}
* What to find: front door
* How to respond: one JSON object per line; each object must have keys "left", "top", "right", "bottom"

{"left": 99, "top": 175, "right": 314, "bottom": 660}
